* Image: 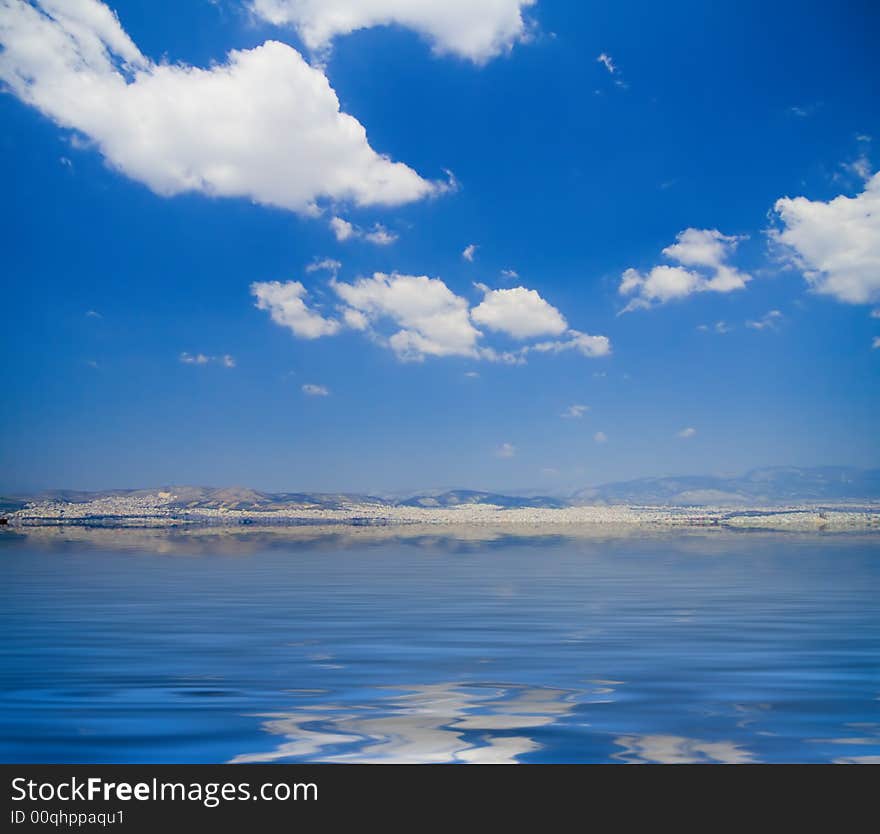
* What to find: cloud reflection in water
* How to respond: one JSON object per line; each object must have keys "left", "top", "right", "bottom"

{"left": 230, "top": 682, "right": 579, "bottom": 764}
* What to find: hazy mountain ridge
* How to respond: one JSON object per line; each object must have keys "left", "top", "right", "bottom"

{"left": 398, "top": 490, "right": 568, "bottom": 509}
{"left": 574, "top": 467, "right": 880, "bottom": 505}
{"left": 2, "top": 468, "right": 879, "bottom": 514}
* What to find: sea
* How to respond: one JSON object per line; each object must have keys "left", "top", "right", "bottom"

{"left": 2, "top": 526, "right": 878, "bottom": 763}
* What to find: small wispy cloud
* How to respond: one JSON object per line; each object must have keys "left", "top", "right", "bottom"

{"left": 179, "top": 352, "right": 235, "bottom": 368}
{"left": 593, "top": 431, "right": 608, "bottom": 444}
{"left": 697, "top": 321, "right": 731, "bottom": 334}
{"left": 560, "top": 404, "right": 589, "bottom": 419}
{"left": 677, "top": 427, "right": 697, "bottom": 439}
{"left": 464, "top": 371, "right": 480, "bottom": 379}
{"left": 330, "top": 216, "right": 397, "bottom": 245}
{"left": 306, "top": 258, "right": 342, "bottom": 277}
{"left": 788, "top": 103, "right": 821, "bottom": 118}
{"left": 462, "top": 243, "right": 478, "bottom": 262}
{"left": 363, "top": 226, "right": 397, "bottom": 245}
{"left": 872, "top": 336, "right": 880, "bottom": 350}
{"left": 597, "top": 53, "right": 616, "bottom": 74}
{"left": 870, "top": 308, "right": 880, "bottom": 319}
{"left": 746, "top": 310, "right": 783, "bottom": 331}
{"left": 500, "top": 268, "right": 519, "bottom": 280}
{"left": 597, "top": 52, "right": 627, "bottom": 88}
{"left": 841, "top": 154, "right": 873, "bottom": 182}
{"left": 302, "top": 383, "right": 329, "bottom": 396}
{"left": 85, "top": 310, "right": 102, "bottom": 319}
{"left": 495, "top": 442, "right": 516, "bottom": 458}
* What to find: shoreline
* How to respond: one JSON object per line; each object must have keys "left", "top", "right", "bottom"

{"left": 4, "top": 494, "right": 879, "bottom": 535}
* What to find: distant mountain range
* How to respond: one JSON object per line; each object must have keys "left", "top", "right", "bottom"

{"left": 398, "top": 490, "right": 568, "bottom": 509}
{"left": 2, "top": 467, "right": 879, "bottom": 513}
{"left": 571, "top": 466, "right": 880, "bottom": 506}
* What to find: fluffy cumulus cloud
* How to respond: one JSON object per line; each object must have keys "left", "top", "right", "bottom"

{"left": 254, "top": 273, "right": 611, "bottom": 363}
{"left": 251, "top": 280, "right": 341, "bottom": 339}
{"left": 619, "top": 229, "right": 750, "bottom": 312}
{"left": 471, "top": 285, "right": 568, "bottom": 339}
{"left": 249, "top": 0, "right": 536, "bottom": 64}
{"left": 0, "top": 0, "right": 441, "bottom": 215}
{"left": 332, "top": 272, "right": 481, "bottom": 360}
{"left": 770, "top": 172, "right": 880, "bottom": 304}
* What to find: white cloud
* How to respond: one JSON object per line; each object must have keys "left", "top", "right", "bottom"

{"left": 256, "top": 273, "right": 611, "bottom": 363}
{"left": 251, "top": 280, "right": 341, "bottom": 339}
{"left": 495, "top": 442, "right": 516, "bottom": 458}
{"left": 500, "top": 268, "right": 519, "bottom": 280}
{"left": 85, "top": 309, "right": 102, "bottom": 318}
{"left": 596, "top": 52, "right": 627, "bottom": 88}
{"left": 330, "top": 216, "right": 398, "bottom": 244}
{"left": 526, "top": 330, "right": 612, "bottom": 358}
{"left": 0, "top": 0, "right": 440, "bottom": 216}
{"left": 871, "top": 309, "right": 880, "bottom": 319}
{"left": 597, "top": 53, "right": 616, "bottom": 74}
{"left": 620, "top": 266, "right": 703, "bottom": 307}
{"left": 330, "top": 217, "right": 356, "bottom": 241}
{"left": 662, "top": 228, "right": 742, "bottom": 269}
{"left": 619, "top": 229, "right": 750, "bottom": 311}
{"left": 789, "top": 104, "right": 819, "bottom": 118}
{"left": 249, "top": 0, "right": 536, "bottom": 64}
{"left": 341, "top": 307, "right": 368, "bottom": 331}
{"left": 462, "top": 243, "right": 478, "bottom": 262}
{"left": 179, "top": 351, "right": 236, "bottom": 367}
{"left": 770, "top": 172, "right": 880, "bottom": 304}
{"left": 302, "top": 383, "right": 329, "bottom": 396}
{"left": 842, "top": 154, "right": 872, "bottom": 182}
{"left": 677, "top": 427, "right": 697, "bottom": 439}
{"left": 593, "top": 431, "right": 608, "bottom": 444}
{"left": 464, "top": 370, "right": 480, "bottom": 378}
{"left": 872, "top": 336, "right": 880, "bottom": 349}
{"left": 697, "top": 321, "right": 731, "bottom": 334}
{"left": 306, "top": 258, "right": 342, "bottom": 277}
{"left": 561, "top": 404, "right": 589, "bottom": 419}
{"left": 332, "top": 272, "right": 481, "bottom": 360}
{"left": 363, "top": 224, "right": 397, "bottom": 245}
{"left": 471, "top": 285, "right": 568, "bottom": 340}
{"left": 746, "top": 310, "right": 783, "bottom": 331}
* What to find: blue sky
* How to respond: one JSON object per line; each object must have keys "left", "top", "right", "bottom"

{"left": 1, "top": 0, "right": 878, "bottom": 494}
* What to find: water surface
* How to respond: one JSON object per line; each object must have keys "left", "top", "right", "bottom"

{"left": 1, "top": 527, "right": 878, "bottom": 763}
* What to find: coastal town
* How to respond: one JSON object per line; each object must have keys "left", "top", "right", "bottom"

{"left": 3, "top": 489, "right": 878, "bottom": 533}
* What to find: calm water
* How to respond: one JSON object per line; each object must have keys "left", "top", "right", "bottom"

{"left": 1, "top": 527, "right": 879, "bottom": 764}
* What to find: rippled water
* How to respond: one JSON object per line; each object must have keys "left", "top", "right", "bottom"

{"left": 1, "top": 527, "right": 878, "bottom": 763}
